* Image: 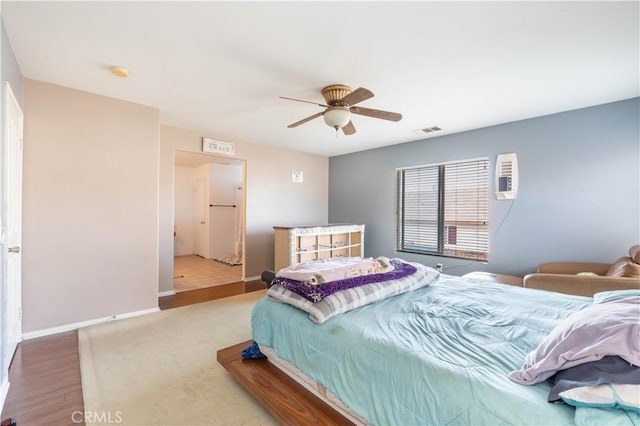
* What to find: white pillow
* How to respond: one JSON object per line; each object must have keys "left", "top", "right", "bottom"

{"left": 560, "top": 384, "right": 640, "bottom": 413}
{"left": 509, "top": 297, "right": 640, "bottom": 385}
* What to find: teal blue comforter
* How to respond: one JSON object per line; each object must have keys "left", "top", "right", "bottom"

{"left": 251, "top": 274, "right": 631, "bottom": 425}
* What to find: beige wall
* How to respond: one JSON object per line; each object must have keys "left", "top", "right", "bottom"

{"left": 22, "top": 79, "right": 160, "bottom": 333}
{"left": 159, "top": 126, "right": 328, "bottom": 292}
{"left": 20, "top": 79, "right": 329, "bottom": 331}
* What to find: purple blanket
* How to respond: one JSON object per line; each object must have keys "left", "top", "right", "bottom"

{"left": 272, "top": 259, "right": 417, "bottom": 303}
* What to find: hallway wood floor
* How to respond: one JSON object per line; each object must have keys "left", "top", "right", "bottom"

{"left": 0, "top": 279, "right": 266, "bottom": 426}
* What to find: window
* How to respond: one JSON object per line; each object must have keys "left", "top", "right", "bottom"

{"left": 396, "top": 158, "right": 489, "bottom": 261}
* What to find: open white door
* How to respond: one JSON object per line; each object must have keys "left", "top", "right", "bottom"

{"left": 3, "top": 82, "right": 23, "bottom": 366}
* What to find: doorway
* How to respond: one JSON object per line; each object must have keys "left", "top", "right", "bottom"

{"left": 2, "top": 82, "right": 24, "bottom": 400}
{"left": 173, "top": 150, "right": 245, "bottom": 293}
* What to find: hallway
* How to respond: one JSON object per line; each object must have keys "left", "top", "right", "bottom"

{"left": 173, "top": 255, "right": 242, "bottom": 292}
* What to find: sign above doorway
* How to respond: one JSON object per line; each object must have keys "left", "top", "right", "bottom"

{"left": 202, "top": 137, "right": 235, "bottom": 156}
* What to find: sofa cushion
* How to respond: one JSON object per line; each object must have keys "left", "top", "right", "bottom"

{"left": 606, "top": 257, "right": 640, "bottom": 278}
{"left": 629, "top": 244, "right": 640, "bottom": 264}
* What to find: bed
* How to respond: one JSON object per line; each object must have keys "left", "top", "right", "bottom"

{"left": 246, "top": 258, "right": 640, "bottom": 425}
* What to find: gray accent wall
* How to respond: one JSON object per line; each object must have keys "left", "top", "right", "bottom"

{"left": 329, "top": 98, "right": 640, "bottom": 277}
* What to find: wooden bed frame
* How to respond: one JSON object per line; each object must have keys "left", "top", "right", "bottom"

{"left": 217, "top": 340, "right": 354, "bottom": 425}
{"left": 218, "top": 277, "right": 637, "bottom": 424}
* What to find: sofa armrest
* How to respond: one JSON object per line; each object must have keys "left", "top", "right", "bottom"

{"left": 261, "top": 270, "right": 276, "bottom": 288}
{"left": 523, "top": 273, "right": 640, "bottom": 297}
{"left": 536, "top": 262, "right": 611, "bottom": 275}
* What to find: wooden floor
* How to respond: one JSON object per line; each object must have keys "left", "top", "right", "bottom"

{"left": 1, "top": 279, "right": 266, "bottom": 426}
{"left": 1, "top": 331, "right": 83, "bottom": 426}
{"left": 159, "top": 280, "right": 265, "bottom": 310}
{"left": 218, "top": 341, "right": 353, "bottom": 426}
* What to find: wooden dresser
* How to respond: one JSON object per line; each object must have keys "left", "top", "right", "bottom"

{"left": 273, "top": 224, "right": 365, "bottom": 272}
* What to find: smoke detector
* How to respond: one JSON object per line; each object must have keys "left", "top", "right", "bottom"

{"left": 110, "top": 66, "right": 129, "bottom": 78}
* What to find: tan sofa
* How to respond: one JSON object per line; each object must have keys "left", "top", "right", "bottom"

{"left": 523, "top": 244, "right": 640, "bottom": 297}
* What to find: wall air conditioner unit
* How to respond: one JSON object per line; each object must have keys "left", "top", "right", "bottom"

{"left": 495, "top": 153, "right": 518, "bottom": 200}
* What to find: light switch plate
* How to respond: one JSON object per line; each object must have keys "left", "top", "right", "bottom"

{"left": 292, "top": 170, "right": 304, "bottom": 183}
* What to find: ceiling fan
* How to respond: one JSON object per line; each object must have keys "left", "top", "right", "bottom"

{"left": 281, "top": 84, "right": 402, "bottom": 135}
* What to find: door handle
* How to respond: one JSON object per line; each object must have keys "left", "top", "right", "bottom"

{"left": 8, "top": 246, "right": 20, "bottom": 253}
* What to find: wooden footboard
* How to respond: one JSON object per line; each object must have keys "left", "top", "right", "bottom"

{"left": 217, "top": 340, "right": 354, "bottom": 425}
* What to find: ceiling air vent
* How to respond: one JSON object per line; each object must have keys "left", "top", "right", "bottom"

{"left": 413, "top": 126, "right": 442, "bottom": 134}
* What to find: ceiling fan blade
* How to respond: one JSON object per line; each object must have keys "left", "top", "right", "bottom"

{"left": 339, "top": 87, "right": 374, "bottom": 106}
{"left": 342, "top": 121, "right": 356, "bottom": 135}
{"left": 350, "top": 106, "right": 402, "bottom": 122}
{"left": 287, "top": 112, "right": 324, "bottom": 128}
{"left": 280, "top": 96, "right": 328, "bottom": 108}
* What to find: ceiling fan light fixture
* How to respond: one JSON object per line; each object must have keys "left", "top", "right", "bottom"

{"left": 282, "top": 84, "right": 401, "bottom": 135}
{"left": 323, "top": 106, "right": 351, "bottom": 129}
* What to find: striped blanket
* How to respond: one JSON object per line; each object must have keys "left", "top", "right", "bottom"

{"left": 267, "top": 260, "right": 439, "bottom": 323}
{"left": 273, "top": 259, "right": 417, "bottom": 303}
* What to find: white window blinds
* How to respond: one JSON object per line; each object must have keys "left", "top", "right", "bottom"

{"left": 396, "top": 158, "right": 489, "bottom": 261}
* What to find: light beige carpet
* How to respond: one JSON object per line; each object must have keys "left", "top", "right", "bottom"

{"left": 78, "top": 290, "right": 276, "bottom": 426}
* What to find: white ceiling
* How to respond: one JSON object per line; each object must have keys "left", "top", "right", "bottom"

{"left": 2, "top": 1, "right": 638, "bottom": 157}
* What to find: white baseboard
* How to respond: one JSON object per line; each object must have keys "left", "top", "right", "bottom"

{"left": 22, "top": 307, "right": 160, "bottom": 340}
{"left": 158, "top": 290, "right": 176, "bottom": 297}
{"left": 245, "top": 275, "right": 261, "bottom": 282}
{"left": 0, "top": 379, "right": 9, "bottom": 414}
